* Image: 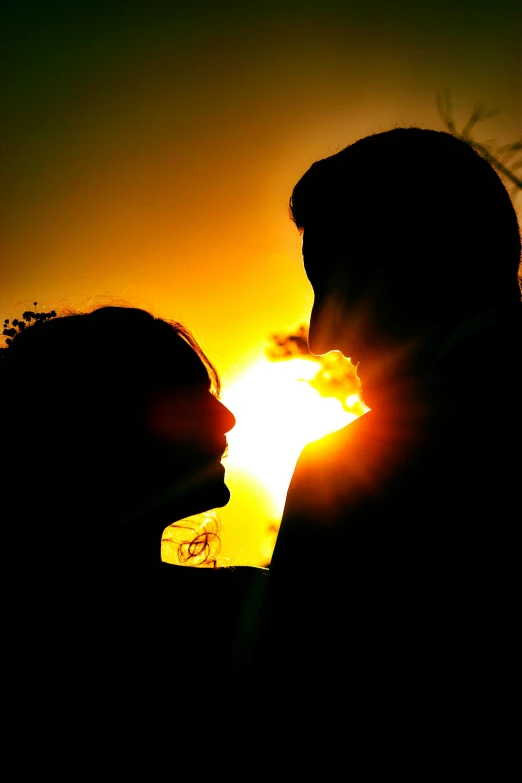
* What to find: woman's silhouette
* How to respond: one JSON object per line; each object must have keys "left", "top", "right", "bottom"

{"left": 1, "top": 304, "right": 236, "bottom": 565}
{"left": 1, "top": 304, "right": 266, "bottom": 744}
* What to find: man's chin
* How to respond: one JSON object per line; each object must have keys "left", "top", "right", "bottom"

{"left": 358, "top": 368, "right": 390, "bottom": 409}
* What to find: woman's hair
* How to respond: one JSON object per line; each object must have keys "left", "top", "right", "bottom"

{"left": 290, "top": 127, "right": 522, "bottom": 314}
{"left": 0, "top": 304, "right": 222, "bottom": 563}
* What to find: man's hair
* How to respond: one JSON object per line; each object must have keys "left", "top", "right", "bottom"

{"left": 290, "top": 128, "right": 521, "bottom": 312}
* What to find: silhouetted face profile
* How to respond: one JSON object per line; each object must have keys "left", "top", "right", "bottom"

{"left": 138, "top": 340, "right": 236, "bottom": 526}
{"left": 302, "top": 212, "right": 422, "bottom": 407}
{"left": 292, "top": 128, "right": 522, "bottom": 408}
{"left": 303, "top": 216, "right": 373, "bottom": 363}
{"left": 89, "top": 311, "right": 237, "bottom": 543}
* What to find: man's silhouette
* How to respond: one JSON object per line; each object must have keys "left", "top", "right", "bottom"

{"left": 256, "top": 128, "right": 521, "bottom": 766}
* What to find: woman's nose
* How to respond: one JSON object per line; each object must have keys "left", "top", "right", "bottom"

{"left": 217, "top": 399, "right": 236, "bottom": 433}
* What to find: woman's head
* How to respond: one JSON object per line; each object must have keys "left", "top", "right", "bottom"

{"left": 1, "top": 305, "right": 235, "bottom": 559}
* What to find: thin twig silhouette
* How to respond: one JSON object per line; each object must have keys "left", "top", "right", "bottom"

{"left": 437, "top": 91, "right": 521, "bottom": 198}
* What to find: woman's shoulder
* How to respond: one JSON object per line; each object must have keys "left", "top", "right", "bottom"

{"left": 158, "top": 563, "right": 270, "bottom": 653}
{"left": 159, "top": 562, "right": 268, "bottom": 576}
{"left": 159, "top": 561, "right": 269, "bottom": 604}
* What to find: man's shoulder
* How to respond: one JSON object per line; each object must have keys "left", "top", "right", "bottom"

{"left": 296, "top": 407, "right": 402, "bottom": 479}
{"left": 281, "top": 412, "right": 381, "bottom": 524}
{"left": 300, "top": 410, "right": 374, "bottom": 462}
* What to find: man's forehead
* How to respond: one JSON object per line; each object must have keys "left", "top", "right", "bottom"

{"left": 303, "top": 203, "right": 370, "bottom": 231}
{"left": 303, "top": 210, "right": 370, "bottom": 253}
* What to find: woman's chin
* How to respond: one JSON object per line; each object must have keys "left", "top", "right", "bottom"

{"left": 211, "top": 481, "right": 231, "bottom": 509}
{"left": 172, "top": 475, "right": 231, "bottom": 520}
{"left": 194, "top": 476, "right": 231, "bottom": 512}
{"left": 139, "top": 459, "right": 231, "bottom": 525}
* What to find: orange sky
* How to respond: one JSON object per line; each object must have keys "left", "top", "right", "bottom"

{"left": 2, "top": 1, "right": 520, "bottom": 564}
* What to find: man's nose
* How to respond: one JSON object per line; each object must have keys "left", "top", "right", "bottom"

{"left": 308, "top": 295, "right": 342, "bottom": 356}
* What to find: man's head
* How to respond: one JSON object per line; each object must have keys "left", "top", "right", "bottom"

{"left": 290, "top": 128, "right": 521, "bottom": 406}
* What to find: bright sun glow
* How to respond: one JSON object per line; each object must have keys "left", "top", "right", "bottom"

{"left": 220, "top": 357, "right": 358, "bottom": 517}
{"left": 163, "top": 353, "right": 365, "bottom": 566}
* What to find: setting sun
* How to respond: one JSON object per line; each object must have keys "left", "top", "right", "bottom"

{"left": 163, "top": 349, "right": 367, "bottom": 567}
{"left": 222, "top": 357, "right": 359, "bottom": 513}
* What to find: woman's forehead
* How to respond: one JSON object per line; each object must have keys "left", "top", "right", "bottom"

{"left": 146, "top": 335, "right": 211, "bottom": 388}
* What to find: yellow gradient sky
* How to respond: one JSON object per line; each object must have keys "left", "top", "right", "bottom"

{"left": 2, "top": 2, "right": 520, "bottom": 564}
